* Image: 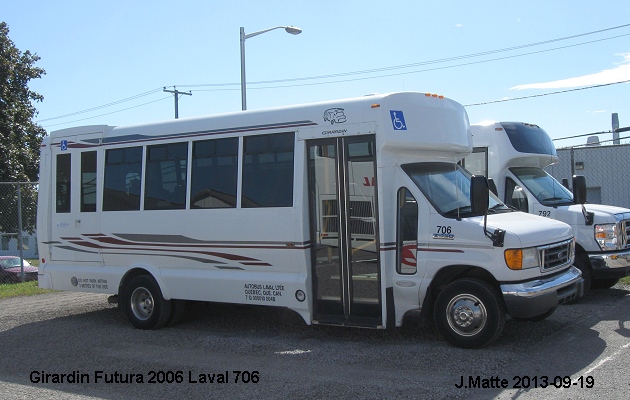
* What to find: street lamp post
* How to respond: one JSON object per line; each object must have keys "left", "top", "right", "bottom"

{"left": 240, "top": 25, "right": 302, "bottom": 111}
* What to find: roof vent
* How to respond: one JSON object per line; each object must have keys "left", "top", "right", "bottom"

{"left": 586, "top": 136, "right": 600, "bottom": 146}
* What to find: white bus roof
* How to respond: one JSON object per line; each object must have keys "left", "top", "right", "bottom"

{"left": 49, "top": 92, "right": 472, "bottom": 162}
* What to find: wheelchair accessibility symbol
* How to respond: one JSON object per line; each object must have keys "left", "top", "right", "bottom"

{"left": 60, "top": 140, "right": 68, "bottom": 151}
{"left": 390, "top": 110, "right": 407, "bottom": 130}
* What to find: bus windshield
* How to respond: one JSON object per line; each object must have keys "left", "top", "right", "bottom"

{"left": 403, "top": 163, "right": 509, "bottom": 218}
{"left": 502, "top": 122, "right": 556, "bottom": 156}
{"left": 510, "top": 167, "right": 574, "bottom": 206}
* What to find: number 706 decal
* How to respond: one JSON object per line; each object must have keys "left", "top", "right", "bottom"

{"left": 433, "top": 226, "right": 454, "bottom": 240}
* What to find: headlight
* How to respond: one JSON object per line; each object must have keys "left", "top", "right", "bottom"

{"left": 504, "top": 247, "right": 540, "bottom": 270}
{"left": 595, "top": 223, "right": 620, "bottom": 251}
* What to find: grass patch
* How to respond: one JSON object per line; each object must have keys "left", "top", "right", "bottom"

{"left": 619, "top": 276, "right": 630, "bottom": 286}
{"left": 0, "top": 280, "right": 54, "bottom": 299}
{"left": 0, "top": 259, "right": 55, "bottom": 299}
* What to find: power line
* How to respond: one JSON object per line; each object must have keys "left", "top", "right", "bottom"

{"left": 176, "top": 24, "right": 630, "bottom": 89}
{"left": 557, "top": 134, "right": 630, "bottom": 148}
{"left": 464, "top": 79, "right": 630, "bottom": 107}
{"left": 41, "top": 95, "right": 172, "bottom": 128}
{"left": 36, "top": 88, "right": 164, "bottom": 122}
{"left": 35, "top": 23, "right": 630, "bottom": 125}
{"left": 180, "top": 32, "right": 630, "bottom": 92}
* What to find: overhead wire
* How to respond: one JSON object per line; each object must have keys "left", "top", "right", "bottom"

{"left": 36, "top": 23, "right": 630, "bottom": 126}
{"left": 36, "top": 88, "right": 164, "bottom": 123}
{"left": 177, "top": 23, "right": 630, "bottom": 89}
{"left": 41, "top": 95, "right": 173, "bottom": 128}
{"left": 464, "top": 79, "right": 630, "bottom": 107}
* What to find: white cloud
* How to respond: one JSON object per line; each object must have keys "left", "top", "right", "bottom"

{"left": 455, "top": 24, "right": 463, "bottom": 28}
{"left": 511, "top": 53, "right": 630, "bottom": 90}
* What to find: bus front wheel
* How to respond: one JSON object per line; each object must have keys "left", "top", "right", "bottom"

{"left": 433, "top": 278, "right": 506, "bottom": 349}
{"left": 123, "top": 275, "right": 172, "bottom": 330}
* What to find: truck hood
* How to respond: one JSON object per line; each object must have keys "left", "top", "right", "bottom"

{"left": 582, "top": 203, "right": 630, "bottom": 221}
{"left": 486, "top": 211, "right": 573, "bottom": 248}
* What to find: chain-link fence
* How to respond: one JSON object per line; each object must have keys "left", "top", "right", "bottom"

{"left": 547, "top": 144, "right": 630, "bottom": 209}
{"left": 0, "top": 182, "right": 39, "bottom": 284}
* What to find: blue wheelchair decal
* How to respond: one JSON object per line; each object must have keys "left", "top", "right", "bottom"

{"left": 60, "top": 140, "right": 68, "bottom": 151}
{"left": 390, "top": 111, "right": 407, "bottom": 130}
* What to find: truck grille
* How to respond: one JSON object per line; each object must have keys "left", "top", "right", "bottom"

{"left": 540, "top": 238, "right": 574, "bottom": 271}
{"left": 623, "top": 220, "right": 630, "bottom": 249}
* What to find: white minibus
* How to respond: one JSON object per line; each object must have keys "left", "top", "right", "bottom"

{"left": 465, "top": 121, "right": 630, "bottom": 293}
{"left": 37, "top": 93, "right": 582, "bottom": 348}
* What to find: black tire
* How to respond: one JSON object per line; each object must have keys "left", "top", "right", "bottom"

{"left": 433, "top": 278, "right": 506, "bottom": 349}
{"left": 512, "top": 306, "right": 556, "bottom": 322}
{"left": 591, "top": 277, "right": 619, "bottom": 290}
{"left": 574, "top": 254, "right": 591, "bottom": 296}
{"left": 166, "top": 299, "right": 188, "bottom": 327}
{"left": 122, "top": 275, "right": 172, "bottom": 330}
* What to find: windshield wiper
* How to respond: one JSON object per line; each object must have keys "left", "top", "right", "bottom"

{"left": 541, "top": 196, "right": 573, "bottom": 204}
{"left": 488, "top": 203, "right": 512, "bottom": 214}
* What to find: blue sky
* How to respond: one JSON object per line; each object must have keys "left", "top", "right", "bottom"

{"left": 3, "top": 1, "right": 630, "bottom": 148}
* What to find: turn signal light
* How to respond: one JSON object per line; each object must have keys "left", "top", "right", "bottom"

{"left": 504, "top": 249, "right": 523, "bottom": 270}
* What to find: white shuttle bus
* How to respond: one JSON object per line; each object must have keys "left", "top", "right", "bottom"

{"left": 37, "top": 93, "right": 582, "bottom": 348}
{"left": 465, "top": 121, "right": 630, "bottom": 293}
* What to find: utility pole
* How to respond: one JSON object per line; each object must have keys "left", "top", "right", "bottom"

{"left": 163, "top": 87, "right": 192, "bottom": 119}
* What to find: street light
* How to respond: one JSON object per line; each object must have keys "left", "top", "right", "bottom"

{"left": 240, "top": 25, "right": 302, "bottom": 110}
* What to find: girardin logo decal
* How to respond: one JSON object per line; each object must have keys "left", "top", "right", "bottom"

{"left": 323, "top": 108, "right": 346, "bottom": 125}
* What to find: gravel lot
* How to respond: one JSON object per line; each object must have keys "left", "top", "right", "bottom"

{"left": 1, "top": 284, "right": 630, "bottom": 399}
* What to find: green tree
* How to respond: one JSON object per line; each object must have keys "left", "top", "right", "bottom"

{"left": 0, "top": 21, "right": 46, "bottom": 235}
{"left": 0, "top": 21, "right": 46, "bottom": 182}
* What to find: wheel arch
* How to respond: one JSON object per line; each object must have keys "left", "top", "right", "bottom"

{"left": 118, "top": 266, "right": 171, "bottom": 300}
{"left": 420, "top": 264, "right": 501, "bottom": 318}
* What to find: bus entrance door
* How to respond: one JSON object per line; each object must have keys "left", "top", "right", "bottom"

{"left": 49, "top": 132, "right": 103, "bottom": 263}
{"left": 307, "top": 135, "right": 382, "bottom": 327}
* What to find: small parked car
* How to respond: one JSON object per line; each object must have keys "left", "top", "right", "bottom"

{"left": 0, "top": 256, "right": 38, "bottom": 283}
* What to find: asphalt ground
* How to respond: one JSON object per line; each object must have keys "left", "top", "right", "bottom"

{"left": 1, "top": 283, "right": 629, "bottom": 399}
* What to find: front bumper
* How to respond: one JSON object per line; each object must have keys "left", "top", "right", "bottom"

{"left": 589, "top": 249, "right": 630, "bottom": 279}
{"left": 500, "top": 266, "right": 584, "bottom": 319}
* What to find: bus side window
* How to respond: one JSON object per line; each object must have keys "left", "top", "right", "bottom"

{"left": 242, "top": 132, "right": 294, "bottom": 208}
{"left": 145, "top": 142, "right": 188, "bottom": 210}
{"left": 397, "top": 187, "right": 418, "bottom": 275}
{"left": 505, "top": 177, "right": 528, "bottom": 212}
{"left": 103, "top": 147, "right": 143, "bottom": 211}
{"left": 56, "top": 153, "right": 71, "bottom": 213}
{"left": 81, "top": 151, "right": 97, "bottom": 212}
{"left": 191, "top": 137, "right": 238, "bottom": 209}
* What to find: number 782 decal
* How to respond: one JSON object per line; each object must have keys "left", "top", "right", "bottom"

{"left": 433, "top": 225, "right": 454, "bottom": 240}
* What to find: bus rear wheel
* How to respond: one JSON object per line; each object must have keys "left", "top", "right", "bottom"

{"left": 434, "top": 278, "right": 506, "bottom": 349}
{"left": 123, "top": 275, "right": 172, "bottom": 330}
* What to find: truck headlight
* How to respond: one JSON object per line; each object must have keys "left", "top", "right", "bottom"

{"left": 595, "top": 223, "right": 620, "bottom": 251}
{"left": 504, "top": 247, "right": 540, "bottom": 270}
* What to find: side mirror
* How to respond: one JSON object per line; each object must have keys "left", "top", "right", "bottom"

{"left": 470, "top": 175, "right": 489, "bottom": 216}
{"left": 572, "top": 175, "right": 587, "bottom": 204}
{"left": 561, "top": 178, "right": 570, "bottom": 189}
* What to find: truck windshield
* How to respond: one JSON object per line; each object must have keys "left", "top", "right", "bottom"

{"left": 403, "top": 162, "right": 509, "bottom": 218}
{"left": 510, "top": 167, "right": 573, "bottom": 206}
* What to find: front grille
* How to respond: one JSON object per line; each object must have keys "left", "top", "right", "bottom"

{"left": 540, "top": 238, "right": 574, "bottom": 271}
{"left": 623, "top": 219, "right": 630, "bottom": 249}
